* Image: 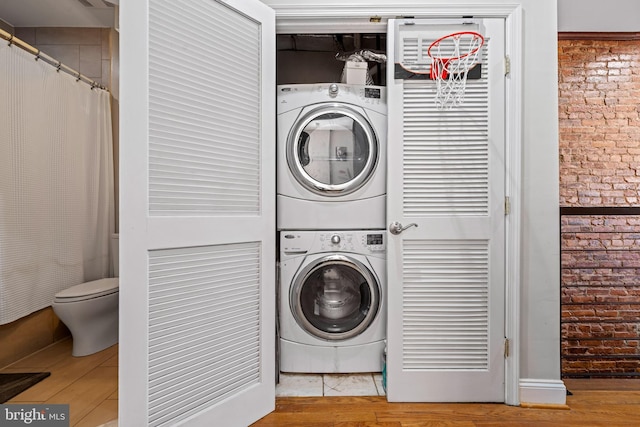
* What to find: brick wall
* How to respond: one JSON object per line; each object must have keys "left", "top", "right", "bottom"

{"left": 561, "top": 215, "right": 640, "bottom": 376}
{"left": 559, "top": 39, "right": 640, "bottom": 377}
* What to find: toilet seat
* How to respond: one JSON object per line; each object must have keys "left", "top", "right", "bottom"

{"left": 54, "top": 278, "right": 119, "bottom": 303}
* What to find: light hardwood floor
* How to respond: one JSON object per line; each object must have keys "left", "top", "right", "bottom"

{"left": 1, "top": 338, "right": 117, "bottom": 427}
{"left": 3, "top": 340, "right": 640, "bottom": 427}
{"left": 253, "top": 378, "right": 640, "bottom": 426}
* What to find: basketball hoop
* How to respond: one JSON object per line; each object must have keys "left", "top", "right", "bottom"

{"left": 427, "top": 31, "right": 484, "bottom": 109}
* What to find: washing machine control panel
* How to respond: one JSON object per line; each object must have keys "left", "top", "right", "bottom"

{"left": 319, "top": 233, "right": 353, "bottom": 252}
{"left": 318, "top": 232, "right": 385, "bottom": 253}
{"left": 281, "top": 231, "right": 386, "bottom": 256}
{"left": 363, "top": 233, "right": 385, "bottom": 253}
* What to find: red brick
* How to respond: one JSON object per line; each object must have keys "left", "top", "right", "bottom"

{"left": 560, "top": 40, "right": 640, "bottom": 376}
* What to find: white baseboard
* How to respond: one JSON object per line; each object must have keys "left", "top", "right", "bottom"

{"left": 519, "top": 378, "right": 567, "bottom": 405}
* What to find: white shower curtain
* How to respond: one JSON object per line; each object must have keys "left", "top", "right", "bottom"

{"left": 0, "top": 41, "right": 114, "bottom": 324}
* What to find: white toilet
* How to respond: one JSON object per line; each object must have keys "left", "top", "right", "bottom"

{"left": 52, "top": 234, "right": 119, "bottom": 357}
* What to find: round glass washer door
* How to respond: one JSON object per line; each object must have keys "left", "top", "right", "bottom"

{"left": 290, "top": 254, "right": 380, "bottom": 341}
{"left": 287, "top": 104, "right": 378, "bottom": 196}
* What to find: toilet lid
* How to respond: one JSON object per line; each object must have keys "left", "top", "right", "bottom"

{"left": 55, "top": 278, "right": 119, "bottom": 299}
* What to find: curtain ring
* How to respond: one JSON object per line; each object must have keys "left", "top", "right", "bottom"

{"left": 76, "top": 72, "right": 81, "bottom": 82}
{"left": 7, "top": 34, "right": 14, "bottom": 46}
{"left": 56, "top": 62, "right": 62, "bottom": 72}
{"left": 35, "top": 52, "right": 40, "bottom": 61}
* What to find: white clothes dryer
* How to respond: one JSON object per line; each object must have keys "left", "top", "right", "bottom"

{"left": 277, "top": 84, "right": 387, "bottom": 230}
{"left": 279, "top": 230, "right": 386, "bottom": 373}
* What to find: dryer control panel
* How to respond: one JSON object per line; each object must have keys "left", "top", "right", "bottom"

{"left": 277, "top": 83, "right": 387, "bottom": 115}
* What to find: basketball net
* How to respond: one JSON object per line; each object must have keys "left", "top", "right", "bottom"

{"left": 428, "top": 31, "right": 484, "bottom": 109}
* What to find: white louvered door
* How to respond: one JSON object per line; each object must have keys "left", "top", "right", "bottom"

{"left": 119, "top": 0, "right": 275, "bottom": 426}
{"left": 386, "top": 18, "right": 506, "bottom": 402}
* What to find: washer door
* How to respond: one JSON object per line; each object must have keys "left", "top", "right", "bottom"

{"left": 287, "top": 104, "right": 378, "bottom": 196}
{"left": 291, "top": 254, "right": 380, "bottom": 341}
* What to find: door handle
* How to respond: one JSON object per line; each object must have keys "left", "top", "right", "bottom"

{"left": 388, "top": 222, "right": 418, "bottom": 235}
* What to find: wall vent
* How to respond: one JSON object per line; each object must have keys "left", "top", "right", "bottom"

{"left": 76, "top": 0, "right": 115, "bottom": 8}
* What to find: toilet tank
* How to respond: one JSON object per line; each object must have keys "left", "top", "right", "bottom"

{"left": 111, "top": 233, "right": 119, "bottom": 277}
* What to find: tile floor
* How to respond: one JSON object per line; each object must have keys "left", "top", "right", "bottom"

{"left": 276, "top": 373, "right": 385, "bottom": 397}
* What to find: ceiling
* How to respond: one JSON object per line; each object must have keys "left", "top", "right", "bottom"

{"left": 1, "top": 0, "right": 639, "bottom": 32}
{"left": 0, "top": 0, "right": 116, "bottom": 28}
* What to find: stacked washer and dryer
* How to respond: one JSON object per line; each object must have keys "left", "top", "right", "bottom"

{"left": 277, "top": 83, "right": 387, "bottom": 373}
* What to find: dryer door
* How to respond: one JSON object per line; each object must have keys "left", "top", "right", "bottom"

{"left": 291, "top": 254, "right": 380, "bottom": 340}
{"left": 287, "top": 104, "right": 378, "bottom": 196}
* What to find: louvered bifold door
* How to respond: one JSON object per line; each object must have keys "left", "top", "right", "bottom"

{"left": 119, "top": 0, "right": 276, "bottom": 426}
{"left": 386, "top": 18, "right": 506, "bottom": 402}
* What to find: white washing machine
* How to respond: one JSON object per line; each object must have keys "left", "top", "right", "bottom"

{"left": 277, "top": 84, "right": 387, "bottom": 230}
{"left": 279, "top": 230, "right": 386, "bottom": 373}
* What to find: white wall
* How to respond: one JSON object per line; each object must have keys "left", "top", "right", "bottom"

{"left": 263, "top": 0, "right": 560, "bottom": 386}
{"left": 558, "top": 0, "right": 640, "bottom": 32}
{"left": 513, "top": 0, "right": 561, "bottom": 383}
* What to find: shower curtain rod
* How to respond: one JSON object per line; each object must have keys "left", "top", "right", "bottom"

{"left": 0, "top": 28, "right": 107, "bottom": 91}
